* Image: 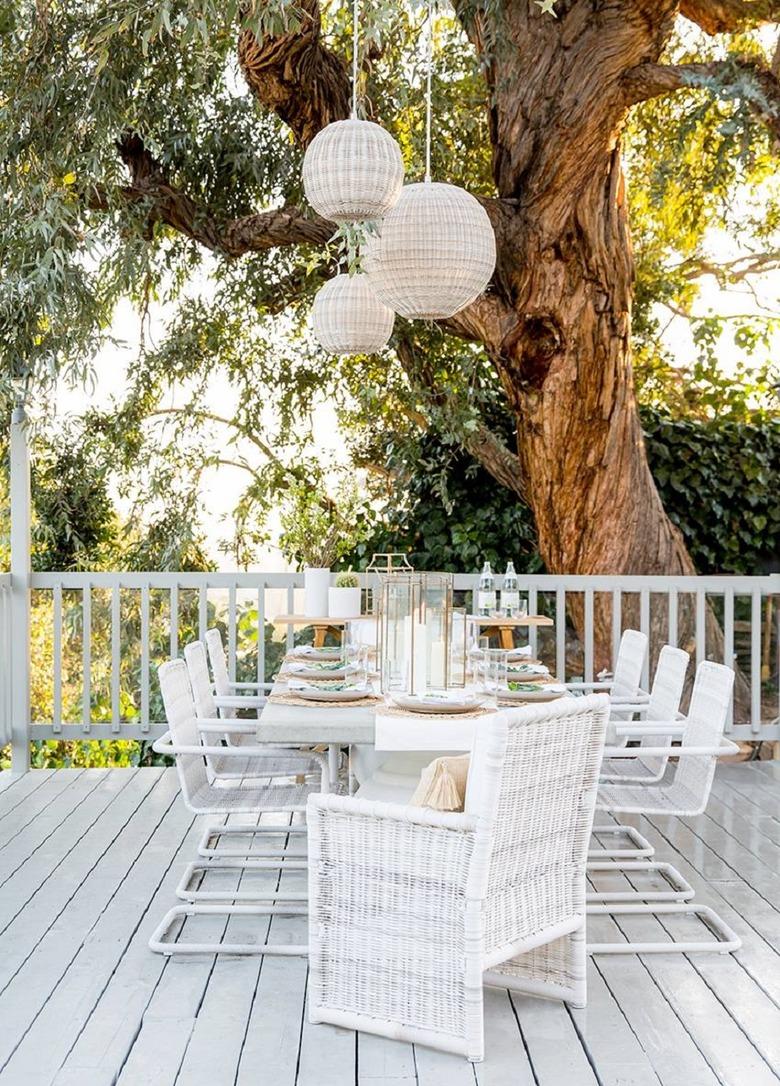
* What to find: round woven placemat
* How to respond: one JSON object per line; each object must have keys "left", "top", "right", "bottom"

{"left": 377, "top": 702, "right": 496, "bottom": 722}
{"left": 268, "top": 691, "right": 383, "bottom": 709}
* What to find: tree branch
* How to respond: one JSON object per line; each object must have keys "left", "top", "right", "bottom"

{"left": 237, "top": 0, "right": 350, "bottom": 147}
{"left": 622, "top": 59, "right": 780, "bottom": 142}
{"left": 680, "top": 0, "right": 780, "bottom": 35}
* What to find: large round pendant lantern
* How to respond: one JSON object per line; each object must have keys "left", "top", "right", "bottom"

{"left": 303, "top": 119, "right": 404, "bottom": 222}
{"left": 363, "top": 182, "right": 496, "bottom": 319}
{"left": 311, "top": 273, "right": 394, "bottom": 355}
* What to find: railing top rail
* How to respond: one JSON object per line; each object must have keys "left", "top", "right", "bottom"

{"left": 29, "top": 570, "right": 780, "bottom": 592}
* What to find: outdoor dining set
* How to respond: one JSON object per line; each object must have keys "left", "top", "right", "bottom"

{"left": 147, "top": 572, "right": 742, "bottom": 1064}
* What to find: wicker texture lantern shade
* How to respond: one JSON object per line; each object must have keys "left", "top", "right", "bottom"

{"left": 303, "top": 120, "right": 404, "bottom": 223}
{"left": 311, "top": 273, "right": 394, "bottom": 355}
{"left": 363, "top": 181, "right": 496, "bottom": 319}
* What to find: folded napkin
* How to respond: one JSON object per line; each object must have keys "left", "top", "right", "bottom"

{"left": 507, "top": 662, "right": 550, "bottom": 675}
{"left": 411, "top": 754, "right": 471, "bottom": 812}
{"left": 290, "top": 645, "right": 340, "bottom": 658}
{"left": 287, "top": 660, "right": 351, "bottom": 674}
{"left": 288, "top": 677, "right": 369, "bottom": 693}
{"left": 507, "top": 645, "right": 533, "bottom": 658}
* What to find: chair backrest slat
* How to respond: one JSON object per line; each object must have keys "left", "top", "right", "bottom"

{"left": 158, "top": 658, "right": 210, "bottom": 802}
{"left": 206, "top": 629, "right": 235, "bottom": 718}
{"left": 671, "top": 660, "right": 734, "bottom": 809}
{"left": 638, "top": 645, "right": 689, "bottom": 772}
{"left": 609, "top": 630, "right": 648, "bottom": 723}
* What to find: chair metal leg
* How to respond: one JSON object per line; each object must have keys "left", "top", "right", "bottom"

{"left": 586, "top": 861, "right": 693, "bottom": 903}
{"left": 588, "top": 824, "right": 654, "bottom": 860}
{"left": 176, "top": 858, "right": 308, "bottom": 902}
{"left": 587, "top": 903, "right": 741, "bottom": 955}
{"left": 197, "top": 822, "right": 308, "bottom": 859}
{"left": 149, "top": 903, "right": 309, "bottom": 956}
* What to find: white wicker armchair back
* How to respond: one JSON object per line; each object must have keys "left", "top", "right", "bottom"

{"left": 609, "top": 629, "right": 648, "bottom": 723}
{"left": 183, "top": 641, "right": 218, "bottom": 719}
{"left": 672, "top": 660, "right": 734, "bottom": 810}
{"left": 205, "top": 628, "right": 234, "bottom": 717}
{"left": 157, "top": 659, "right": 209, "bottom": 803}
{"left": 466, "top": 693, "right": 610, "bottom": 956}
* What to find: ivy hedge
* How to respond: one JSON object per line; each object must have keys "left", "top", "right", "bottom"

{"left": 351, "top": 407, "right": 780, "bottom": 575}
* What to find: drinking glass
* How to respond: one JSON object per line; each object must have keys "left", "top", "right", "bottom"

{"left": 484, "top": 649, "right": 508, "bottom": 695}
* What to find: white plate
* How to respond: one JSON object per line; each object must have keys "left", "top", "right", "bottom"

{"left": 293, "top": 685, "right": 370, "bottom": 702}
{"left": 287, "top": 664, "right": 353, "bottom": 680}
{"left": 507, "top": 664, "right": 550, "bottom": 676}
{"left": 390, "top": 693, "right": 486, "bottom": 715}
{"left": 501, "top": 685, "right": 567, "bottom": 703}
{"left": 289, "top": 648, "right": 342, "bottom": 662}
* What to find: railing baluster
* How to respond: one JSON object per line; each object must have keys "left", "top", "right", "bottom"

{"left": 724, "top": 587, "right": 734, "bottom": 732}
{"left": 111, "top": 584, "right": 121, "bottom": 734}
{"left": 528, "top": 586, "right": 538, "bottom": 658}
{"left": 640, "top": 589, "right": 650, "bottom": 688}
{"left": 668, "top": 588, "right": 678, "bottom": 647}
{"left": 584, "top": 590, "right": 594, "bottom": 683}
{"left": 141, "top": 585, "right": 150, "bottom": 734}
{"left": 751, "top": 588, "right": 762, "bottom": 735}
{"left": 258, "top": 583, "right": 266, "bottom": 685}
{"left": 611, "top": 590, "right": 621, "bottom": 671}
{"left": 52, "top": 583, "right": 62, "bottom": 735}
{"left": 556, "top": 588, "right": 566, "bottom": 680}
{"left": 695, "top": 589, "right": 706, "bottom": 667}
{"left": 82, "top": 585, "right": 91, "bottom": 734}
{"left": 198, "top": 584, "right": 207, "bottom": 641}
{"left": 169, "top": 583, "right": 179, "bottom": 659}
{"left": 228, "top": 583, "right": 237, "bottom": 682}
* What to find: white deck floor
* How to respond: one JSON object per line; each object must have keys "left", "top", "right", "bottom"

{"left": 0, "top": 762, "right": 778, "bottom": 1086}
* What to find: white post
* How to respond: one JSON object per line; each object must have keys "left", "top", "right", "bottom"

{"left": 10, "top": 403, "right": 30, "bottom": 773}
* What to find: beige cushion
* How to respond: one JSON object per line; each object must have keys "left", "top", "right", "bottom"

{"left": 410, "top": 754, "right": 471, "bottom": 812}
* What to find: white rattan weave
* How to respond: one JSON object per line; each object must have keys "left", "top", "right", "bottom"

{"left": 363, "top": 181, "right": 496, "bottom": 319}
{"left": 302, "top": 119, "right": 404, "bottom": 222}
{"left": 307, "top": 693, "right": 609, "bottom": 1061}
{"left": 311, "top": 273, "right": 394, "bottom": 355}
{"left": 597, "top": 660, "right": 735, "bottom": 816}
{"left": 600, "top": 644, "right": 689, "bottom": 782}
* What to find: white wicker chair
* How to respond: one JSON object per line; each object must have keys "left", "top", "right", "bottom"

{"left": 307, "top": 693, "right": 610, "bottom": 1062}
{"left": 566, "top": 628, "right": 648, "bottom": 734}
{"left": 148, "top": 658, "right": 328, "bottom": 957}
{"left": 205, "top": 627, "right": 270, "bottom": 730}
{"left": 588, "top": 660, "right": 741, "bottom": 953}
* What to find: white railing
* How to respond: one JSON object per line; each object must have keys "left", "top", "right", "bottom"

{"left": 0, "top": 574, "right": 11, "bottom": 748}
{"left": 17, "top": 571, "right": 779, "bottom": 749}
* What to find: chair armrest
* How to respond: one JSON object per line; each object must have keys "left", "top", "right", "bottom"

{"left": 153, "top": 734, "right": 323, "bottom": 759}
{"left": 613, "top": 720, "right": 686, "bottom": 737}
{"left": 196, "top": 719, "right": 258, "bottom": 734}
{"left": 228, "top": 681, "right": 273, "bottom": 691}
{"left": 214, "top": 694, "right": 266, "bottom": 709}
{"left": 603, "top": 740, "right": 739, "bottom": 758}
{"left": 308, "top": 792, "right": 477, "bottom": 833}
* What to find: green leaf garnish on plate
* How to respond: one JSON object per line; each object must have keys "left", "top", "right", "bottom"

{"left": 508, "top": 682, "right": 544, "bottom": 692}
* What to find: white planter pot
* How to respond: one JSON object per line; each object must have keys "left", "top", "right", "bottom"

{"left": 328, "top": 586, "right": 361, "bottom": 619}
{"left": 303, "top": 567, "right": 331, "bottom": 618}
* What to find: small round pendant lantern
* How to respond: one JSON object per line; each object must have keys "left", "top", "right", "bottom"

{"left": 364, "top": 2, "right": 495, "bottom": 319}
{"left": 363, "top": 182, "right": 495, "bottom": 319}
{"left": 311, "top": 273, "right": 394, "bottom": 355}
{"left": 301, "top": 0, "right": 403, "bottom": 223}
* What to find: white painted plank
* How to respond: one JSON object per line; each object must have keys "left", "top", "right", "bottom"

{"left": 474, "top": 986, "right": 535, "bottom": 1086}
{"left": 414, "top": 1040, "right": 476, "bottom": 1086}
{"left": 0, "top": 770, "right": 135, "bottom": 934}
{"left": 0, "top": 769, "right": 84, "bottom": 852}
{"left": 0, "top": 772, "right": 24, "bottom": 797}
{"left": 1, "top": 771, "right": 189, "bottom": 1084}
{"left": 0, "top": 770, "right": 165, "bottom": 1072}
{"left": 509, "top": 993, "right": 598, "bottom": 1085}
{"left": 709, "top": 779, "right": 780, "bottom": 846}
{"left": 0, "top": 769, "right": 56, "bottom": 822}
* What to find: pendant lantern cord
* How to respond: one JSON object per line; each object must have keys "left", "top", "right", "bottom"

{"left": 351, "top": 0, "right": 359, "bottom": 118}
{"left": 424, "top": 0, "right": 432, "bottom": 182}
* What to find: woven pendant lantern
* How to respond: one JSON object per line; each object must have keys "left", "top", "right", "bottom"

{"left": 363, "top": 182, "right": 495, "bottom": 319}
{"left": 311, "top": 273, "right": 394, "bottom": 355}
{"left": 303, "top": 119, "right": 404, "bottom": 222}
{"left": 301, "top": 0, "right": 403, "bottom": 223}
{"left": 363, "top": 4, "right": 495, "bottom": 319}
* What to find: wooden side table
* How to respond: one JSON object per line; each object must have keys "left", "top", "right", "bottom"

{"left": 467, "top": 614, "right": 554, "bottom": 651}
{"left": 273, "top": 614, "right": 363, "bottom": 648}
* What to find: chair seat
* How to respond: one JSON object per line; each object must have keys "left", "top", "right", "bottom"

{"left": 600, "top": 757, "right": 667, "bottom": 782}
{"left": 212, "top": 753, "right": 323, "bottom": 779}
{"left": 189, "top": 777, "right": 326, "bottom": 814}
{"left": 597, "top": 780, "right": 700, "bottom": 815}
{"left": 354, "top": 774, "right": 419, "bottom": 804}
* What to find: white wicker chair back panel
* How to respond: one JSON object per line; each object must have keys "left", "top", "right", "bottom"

{"left": 638, "top": 644, "right": 690, "bottom": 773}
{"left": 468, "top": 694, "right": 609, "bottom": 956}
{"left": 206, "top": 628, "right": 236, "bottom": 718}
{"left": 609, "top": 629, "right": 648, "bottom": 722}
{"left": 673, "top": 660, "right": 734, "bottom": 809}
{"left": 157, "top": 659, "right": 210, "bottom": 802}
{"left": 184, "top": 640, "right": 218, "bottom": 719}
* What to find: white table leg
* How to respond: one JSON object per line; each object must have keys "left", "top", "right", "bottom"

{"left": 328, "top": 743, "right": 340, "bottom": 790}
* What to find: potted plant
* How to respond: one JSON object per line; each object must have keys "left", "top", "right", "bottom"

{"left": 279, "top": 479, "right": 371, "bottom": 618}
{"left": 328, "top": 571, "right": 361, "bottom": 618}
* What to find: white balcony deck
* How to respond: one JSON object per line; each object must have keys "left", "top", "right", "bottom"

{"left": 0, "top": 762, "right": 778, "bottom": 1086}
